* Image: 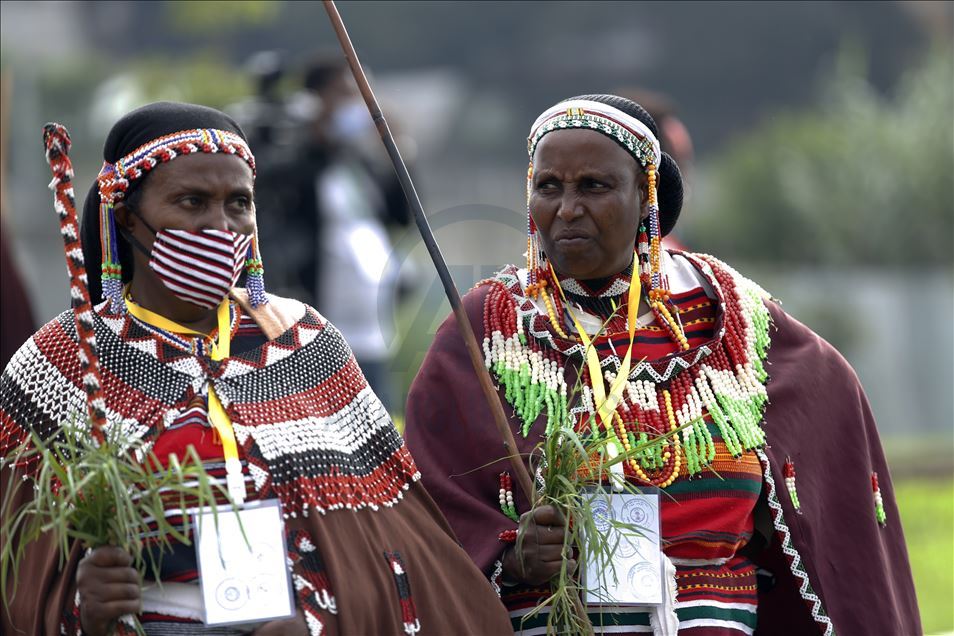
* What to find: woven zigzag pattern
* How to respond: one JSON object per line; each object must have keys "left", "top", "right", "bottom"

{"left": 560, "top": 275, "right": 631, "bottom": 299}
{"left": 756, "top": 449, "right": 835, "bottom": 636}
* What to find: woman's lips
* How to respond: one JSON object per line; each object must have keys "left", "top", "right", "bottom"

{"left": 554, "top": 231, "right": 591, "bottom": 246}
{"left": 555, "top": 237, "right": 589, "bottom": 247}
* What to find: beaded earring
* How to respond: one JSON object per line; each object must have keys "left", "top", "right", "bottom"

{"left": 97, "top": 162, "right": 128, "bottom": 314}
{"left": 245, "top": 231, "right": 267, "bottom": 307}
{"left": 783, "top": 457, "right": 802, "bottom": 513}
{"left": 640, "top": 164, "right": 688, "bottom": 350}
{"left": 498, "top": 472, "right": 519, "bottom": 522}
{"left": 524, "top": 162, "right": 550, "bottom": 300}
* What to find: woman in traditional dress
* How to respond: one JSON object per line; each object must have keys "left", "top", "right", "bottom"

{"left": 404, "top": 94, "right": 921, "bottom": 635}
{"left": 0, "top": 101, "right": 512, "bottom": 636}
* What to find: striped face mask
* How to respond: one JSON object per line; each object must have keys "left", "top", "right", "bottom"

{"left": 147, "top": 228, "right": 252, "bottom": 308}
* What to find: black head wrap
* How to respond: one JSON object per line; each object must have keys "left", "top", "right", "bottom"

{"left": 80, "top": 101, "right": 250, "bottom": 304}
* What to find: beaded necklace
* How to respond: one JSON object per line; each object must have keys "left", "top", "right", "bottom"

{"left": 559, "top": 263, "right": 634, "bottom": 326}
{"left": 124, "top": 293, "right": 248, "bottom": 503}
{"left": 124, "top": 291, "right": 240, "bottom": 357}
{"left": 480, "top": 252, "right": 772, "bottom": 486}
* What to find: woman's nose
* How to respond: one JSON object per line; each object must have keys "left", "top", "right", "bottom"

{"left": 202, "top": 204, "right": 231, "bottom": 231}
{"left": 556, "top": 193, "right": 584, "bottom": 221}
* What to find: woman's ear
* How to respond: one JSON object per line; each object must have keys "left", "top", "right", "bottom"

{"left": 636, "top": 170, "right": 650, "bottom": 221}
{"left": 113, "top": 200, "right": 134, "bottom": 232}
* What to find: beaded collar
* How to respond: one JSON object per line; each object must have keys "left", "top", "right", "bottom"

{"left": 123, "top": 297, "right": 240, "bottom": 359}
{"left": 489, "top": 253, "right": 742, "bottom": 383}
{"left": 558, "top": 264, "right": 634, "bottom": 321}
{"left": 479, "top": 251, "right": 773, "bottom": 483}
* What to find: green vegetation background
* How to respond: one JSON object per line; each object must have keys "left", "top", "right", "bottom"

{"left": 890, "top": 433, "right": 954, "bottom": 636}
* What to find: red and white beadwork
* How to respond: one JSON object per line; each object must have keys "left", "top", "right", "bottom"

{"left": 783, "top": 457, "right": 802, "bottom": 512}
{"left": 384, "top": 551, "right": 421, "bottom": 635}
{"left": 872, "top": 472, "right": 887, "bottom": 526}
{"left": 480, "top": 253, "right": 772, "bottom": 486}
{"left": 42, "top": 123, "right": 108, "bottom": 440}
{"left": 498, "top": 472, "right": 519, "bottom": 522}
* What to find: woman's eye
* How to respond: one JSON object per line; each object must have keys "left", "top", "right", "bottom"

{"left": 181, "top": 195, "right": 203, "bottom": 207}
{"left": 230, "top": 197, "right": 251, "bottom": 209}
{"left": 536, "top": 181, "right": 558, "bottom": 192}
{"left": 585, "top": 179, "right": 608, "bottom": 190}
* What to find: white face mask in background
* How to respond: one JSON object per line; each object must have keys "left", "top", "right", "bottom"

{"left": 328, "top": 100, "right": 372, "bottom": 143}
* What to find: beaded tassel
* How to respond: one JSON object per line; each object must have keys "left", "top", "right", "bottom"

{"left": 642, "top": 164, "right": 688, "bottom": 351}
{"left": 498, "top": 472, "right": 519, "bottom": 522}
{"left": 483, "top": 283, "right": 568, "bottom": 437}
{"left": 43, "top": 123, "right": 108, "bottom": 440}
{"left": 97, "top": 162, "right": 127, "bottom": 314}
{"left": 783, "top": 458, "right": 801, "bottom": 512}
{"left": 244, "top": 232, "right": 267, "bottom": 307}
{"left": 384, "top": 552, "right": 421, "bottom": 635}
{"left": 498, "top": 529, "right": 518, "bottom": 543}
{"left": 290, "top": 531, "right": 337, "bottom": 615}
{"left": 872, "top": 472, "right": 887, "bottom": 526}
{"left": 525, "top": 163, "right": 551, "bottom": 298}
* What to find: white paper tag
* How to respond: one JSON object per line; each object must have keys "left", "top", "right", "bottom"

{"left": 583, "top": 490, "right": 663, "bottom": 606}
{"left": 193, "top": 499, "right": 295, "bottom": 626}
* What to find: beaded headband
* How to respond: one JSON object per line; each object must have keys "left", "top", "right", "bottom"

{"left": 527, "top": 99, "right": 661, "bottom": 168}
{"left": 96, "top": 128, "right": 266, "bottom": 313}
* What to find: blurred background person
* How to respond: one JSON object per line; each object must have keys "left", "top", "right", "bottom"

{"left": 0, "top": 69, "right": 36, "bottom": 369}
{"left": 0, "top": 222, "right": 36, "bottom": 369}
{"left": 241, "top": 54, "right": 413, "bottom": 414}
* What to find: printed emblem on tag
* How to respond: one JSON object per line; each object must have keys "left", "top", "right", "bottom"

{"left": 194, "top": 499, "right": 295, "bottom": 626}
{"left": 583, "top": 490, "right": 663, "bottom": 606}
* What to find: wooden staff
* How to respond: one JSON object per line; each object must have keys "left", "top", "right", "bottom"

{"left": 322, "top": 0, "right": 534, "bottom": 502}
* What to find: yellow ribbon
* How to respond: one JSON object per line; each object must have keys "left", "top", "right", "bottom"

{"left": 125, "top": 294, "right": 246, "bottom": 503}
{"left": 550, "top": 257, "right": 641, "bottom": 432}
{"left": 550, "top": 258, "right": 642, "bottom": 490}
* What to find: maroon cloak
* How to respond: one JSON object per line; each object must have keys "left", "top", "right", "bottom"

{"left": 404, "top": 281, "right": 921, "bottom": 635}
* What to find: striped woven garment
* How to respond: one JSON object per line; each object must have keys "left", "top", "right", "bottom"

{"left": 504, "top": 288, "right": 761, "bottom": 636}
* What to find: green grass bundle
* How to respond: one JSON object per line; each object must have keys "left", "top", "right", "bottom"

{"left": 519, "top": 412, "right": 691, "bottom": 635}
{"left": 1, "top": 418, "right": 228, "bottom": 634}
